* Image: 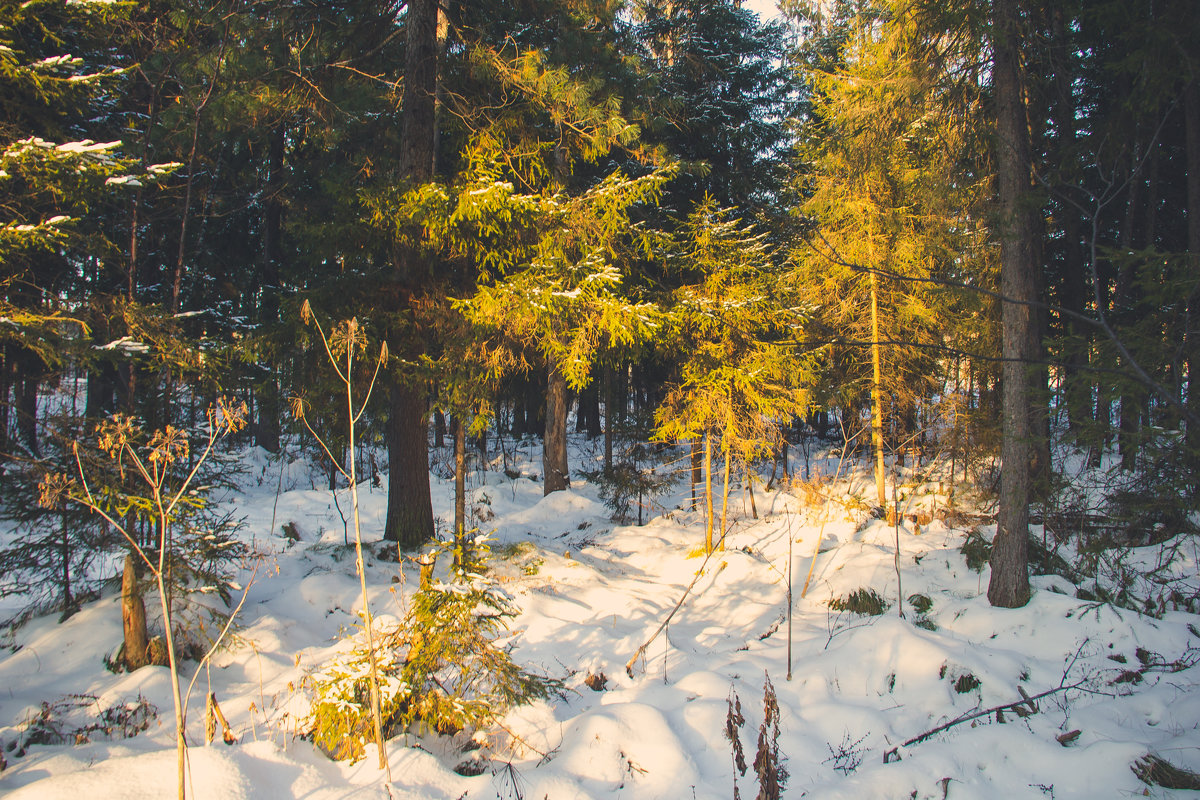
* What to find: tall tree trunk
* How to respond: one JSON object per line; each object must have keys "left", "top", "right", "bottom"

{"left": 15, "top": 352, "right": 40, "bottom": 457}
{"left": 59, "top": 514, "right": 73, "bottom": 613}
{"left": 1047, "top": 9, "right": 1092, "bottom": 441}
{"left": 690, "top": 437, "right": 702, "bottom": 510}
{"left": 254, "top": 123, "right": 285, "bottom": 453}
{"left": 704, "top": 430, "right": 714, "bottom": 553}
{"left": 544, "top": 361, "right": 569, "bottom": 495}
{"left": 454, "top": 415, "right": 466, "bottom": 564}
{"left": 720, "top": 429, "right": 732, "bottom": 551}
{"left": 1115, "top": 137, "right": 1144, "bottom": 471}
{"left": 384, "top": 0, "right": 439, "bottom": 544}
{"left": 434, "top": 407, "right": 446, "bottom": 448}
{"left": 604, "top": 366, "right": 614, "bottom": 472}
{"left": 988, "top": 0, "right": 1035, "bottom": 608}
{"left": 0, "top": 347, "right": 10, "bottom": 457}
{"left": 383, "top": 381, "right": 434, "bottom": 547}
{"left": 170, "top": 33, "right": 226, "bottom": 315}
{"left": 1185, "top": 78, "right": 1200, "bottom": 489}
{"left": 869, "top": 265, "right": 887, "bottom": 507}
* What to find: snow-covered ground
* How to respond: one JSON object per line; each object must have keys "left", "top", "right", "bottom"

{"left": 2, "top": 437, "right": 1199, "bottom": 799}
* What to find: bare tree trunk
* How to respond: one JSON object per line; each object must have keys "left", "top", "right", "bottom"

{"left": 15, "top": 354, "right": 39, "bottom": 457}
{"left": 121, "top": 553, "right": 149, "bottom": 670}
{"left": 383, "top": 0, "right": 439, "bottom": 546}
{"left": 1186, "top": 78, "right": 1200, "bottom": 489}
{"left": 383, "top": 381, "right": 434, "bottom": 547}
{"left": 454, "top": 415, "right": 466, "bottom": 564}
{"left": 254, "top": 125, "right": 285, "bottom": 453}
{"left": 869, "top": 266, "right": 886, "bottom": 506}
{"left": 987, "top": 0, "right": 1035, "bottom": 608}
{"left": 719, "top": 431, "right": 732, "bottom": 551}
{"left": 434, "top": 407, "right": 446, "bottom": 448}
{"left": 59, "top": 514, "right": 72, "bottom": 612}
{"left": 170, "top": 32, "right": 226, "bottom": 315}
{"left": 704, "top": 431, "right": 714, "bottom": 553}
{"left": 544, "top": 361, "right": 569, "bottom": 495}
{"left": 690, "top": 437, "right": 702, "bottom": 510}
{"left": 604, "top": 366, "right": 614, "bottom": 472}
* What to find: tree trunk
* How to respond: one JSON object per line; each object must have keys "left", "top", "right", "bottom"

{"left": 690, "top": 437, "right": 702, "bottom": 510}
{"left": 383, "top": 0, "right": 439, "bottom": 547}
{"left": 0, "top": 347, "right": 10, "bottom": 458}
{"left": 1116, "top": 136, "right": 1144, "bottom": 471}
{"left": 869, "top": 267, "right": 886, "bottom": 507}
{"left": 1185, "top": 78, "right": 1200, "bottom": 489}
{"left": 544, "top": 361, "right": 569, "bottom": 495}
{"left": 59, "top": 514, "right": 73, "bottom": 613}
{"left": 383, "top": 380, "right": 434, "bottom": 547}
{"left": 254, "top": 123, "right": 286, "bottom": 453}
{"left": 704, "top": 431, "right": 714, "bottom": 553}
{"left": 987, "top": 0, "right": 1035, "bottom": 608}
{"left": 15, "top": 352, "right": 40, "bottom": 457}
{"left": 121, "top": 553, "right": 149, "bottom": 671}
{"left": 603, "top": 366, "right": 614, "bottom": 472}
{"left": 434, "top": 407, "right": 446, "bottom": 448}
{"left": 719, "top": 430, "right": 732, "bottom": 551}
{"left": 454, "top": 415, "right": 466, "bottom": 565}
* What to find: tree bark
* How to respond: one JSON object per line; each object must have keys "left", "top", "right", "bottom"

{"left": 704, "top": 430, "right": 714, "bottom": 553}
{"left": 604, "top": 366, "right": 614, "bottom": 472}
{"left": 453, "top": 414, "right": 466, "bottom": 563}
{"left": 383, "top": 0, "right": 439, "bottom": 544}
{"left": 383, "top": 380, "right": 434, "bottom": 547}
{"left": 690, "top": 437, "right": 702, "bottom": 510}
{"left": 1185, "top": 78, "right": 1200, "bottom": 489}
{"left": 121, "top": 552, "right": 149, "bottom": 671}
{"left": 15, "top": 352, "right": 40, "bottom": 457}
{"left": 869, "top": 265, "right": 887, "bottom": 507}
{"left": 544, "top": 361, "right": 569, "bottom": 495}
{"left": 987, "top": 0, "right": 1035, "bottom": 608}
{"left": 254, "top": 123, "right": 286, "bottom": 453}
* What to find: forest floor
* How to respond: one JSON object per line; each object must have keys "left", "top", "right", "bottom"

{"left": 1, "top": 436, "right": 1200, "bottom": 799}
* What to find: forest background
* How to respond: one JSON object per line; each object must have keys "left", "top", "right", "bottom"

{"left": 3, "top": 0, "right": 1200, "bottom": 638}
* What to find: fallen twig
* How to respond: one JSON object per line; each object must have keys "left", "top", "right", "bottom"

{"left": 883, "top": 679, "right": 1087, "bottom": 763}
{"left": 625, "top": 548, "right": 724, "bottom": 678}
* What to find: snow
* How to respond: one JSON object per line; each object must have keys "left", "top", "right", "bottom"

{"left": 2, "top": 438, "right": 1199, "bottom": 799}
{"left": 94, "top": 336, "right": 149, "bottom": 353}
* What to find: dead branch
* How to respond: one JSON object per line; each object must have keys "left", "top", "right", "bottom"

{"left": 882, "top": 679, "right": 1087, "bottom": 763}
{"left": 625, "top": 548, "right": 724, "bottom": 678}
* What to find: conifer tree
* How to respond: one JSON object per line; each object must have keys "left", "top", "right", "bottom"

{"left": 655, "top": 201, "right": 809, "bottom": 553}
{"left": 789, "top": 0, "right": 987, "bottom": 507}
{"left": 465, "top": 166, "right": 675, "bottom": 495}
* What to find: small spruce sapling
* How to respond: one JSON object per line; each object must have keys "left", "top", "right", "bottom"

{"left": 303, "top": 560, "right": 555, "bottom": 759}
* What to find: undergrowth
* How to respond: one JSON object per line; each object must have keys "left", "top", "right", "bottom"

{"left": 829, "top": 588, "right": 890, "bottom": 616}
{"left": 303, "top": 570, "right": 556, "bottom": 762}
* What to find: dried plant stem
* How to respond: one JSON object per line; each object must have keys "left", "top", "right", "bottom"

{"left": 298, "top": 309, "right": 392, "bottom": 782}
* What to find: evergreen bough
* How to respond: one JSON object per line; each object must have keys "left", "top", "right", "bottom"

{"left": 304, "top": 570, "right": 553, "bottom": 762}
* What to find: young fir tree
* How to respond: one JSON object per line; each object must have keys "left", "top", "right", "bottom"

{"left": 464, "top": 166, "right": 675, "bottom": 496}
{"left": 655, "top": 201, "right": 809, "bottom": 553}
{"left": 788, "top": 0, "right": 989, "bottom": 507}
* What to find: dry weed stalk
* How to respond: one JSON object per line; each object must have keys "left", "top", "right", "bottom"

{"left": 293, "top": 302, "right": 393, "bottom": 782}
{"left": 38, "top": 397, "right": 249, "bottom": 800}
